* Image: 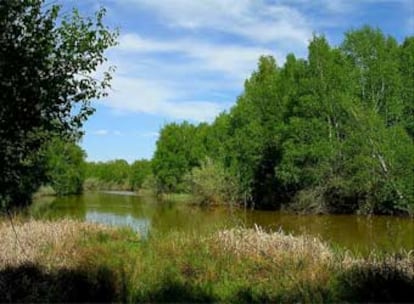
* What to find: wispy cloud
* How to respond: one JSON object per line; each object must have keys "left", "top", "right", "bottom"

{"left": 140, "top": 132, "right": 159, "bottom": 138}
{"left": 91, "top": 129, "right": 125, "bottom": 136}
{"left": 92, "top": 129, "right": 110, "bottom": 136}
{"left": 72, "top": 0, "right": 412, "bottom": 161}
{"left": 100, "top": 32, "right": 279, "bottom": 122}
{"left": 118, "top": 33, "right": 278, "bottom": 77}
{"left": 107, "top": 75, "right": 227, "bottom": 122}
{"left": 92, "top": 0, "right": 314, "bottom": 122}
{"left": 122, "top": 0, "right": 311, "bottom": 45}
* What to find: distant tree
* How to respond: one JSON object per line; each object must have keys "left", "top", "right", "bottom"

{"left": 130, "top": 160, "right": 152, "bottom": 190}
{"left": 108, "top": 160, "right": 130, "bottom": 185}
{"left": 45, "top": 139, "right": 86, "bottom": 196}
{"left": 86, "top": 160, "right": 130, "bottom": 183}
{"left": 0, "top": 1, "right": 117, "bottom": 209}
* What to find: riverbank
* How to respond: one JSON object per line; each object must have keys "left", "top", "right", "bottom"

{"left": 0, "top": 218, "right": 413, "bottom": 302}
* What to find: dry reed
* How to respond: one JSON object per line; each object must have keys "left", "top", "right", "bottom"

{"left": 0, "top": 218, "right": 109, "bottom": 269}
{"left": 215, "top": 225, "right": 414, "bottom": 281}
{"left": 215, "top": 224, "right": 333, "bottom": 262}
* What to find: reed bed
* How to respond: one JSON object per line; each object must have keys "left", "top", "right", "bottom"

{"left": 0, "top": 218, "right": 109, "bottom": 268}
{"left": 216, "top": 225, "right": 413, "bottom": 277}
{"left": 0, "top": 219, "right": 413, "bottom": 302}
{"left": 215, "top": 224, "right": 333, "bottom": 262}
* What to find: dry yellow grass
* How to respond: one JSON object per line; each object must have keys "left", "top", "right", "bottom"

{"left": 342, "top": 250, "right": 414, "bottom": 277}
{"left": 1, "top": 218, "right": 412, "bottom": 282}
{"left": 215, "top": 224, "right": 333, "bottom": 261}
{"left": 0, "top": 219, "right": 413, "bottom": 302}
{"left": 0, "top": 218, "right": 109, "bottom": 269}
{"left": 215, "top": 225, "right": 413, "bottom": 281}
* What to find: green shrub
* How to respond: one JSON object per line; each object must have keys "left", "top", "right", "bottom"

{"left": 184, "top": 158, "right": 239, "bottom": 206}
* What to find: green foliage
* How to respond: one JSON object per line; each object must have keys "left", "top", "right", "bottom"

{"left": 399, "top": 36, "right": 414, "bottom": 137}
{"left": 0, "top": 0, "right": 117, "bottom": 208}
{"left": 44, "top": 139, "right": 86, "bottom": 196}
{"left": 152, "top": 122, "right": 207, "bottom": 193}
{"left": 129, "top": 160, "right": 152, "bottom": 190}
{"left": 84, "top": 159, "right": 153, "bottom": 191}
{"left": 85, "top": 160, "right": 131, "bottom": 190}
{"left": 184, "top": 158, "right": 239, "bottom": 206}
{"left": 152, "top": 26, "right": 414, "bottom": 214}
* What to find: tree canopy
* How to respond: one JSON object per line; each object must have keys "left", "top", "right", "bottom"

{"left": 44, "top": 139, "right": 86, "bottom": 196}
{"left": 0, "top": 0, "right": 117, "bottom": 209}
{"left": 152, "top": 26, "right": 414, "bottom": 215}
{"left": 84, "top": 159, "right": 152, "bottom": 191}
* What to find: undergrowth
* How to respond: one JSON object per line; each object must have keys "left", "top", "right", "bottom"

{"left": 0, "top": 219, "right": 412, "bottom": 303}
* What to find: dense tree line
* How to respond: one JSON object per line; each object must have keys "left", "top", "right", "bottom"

{"left": 152, "top": 27, "right": 414, "bottom": 215}
{"left": 38, "top": 150, "right": 151, "bottom": 195}
{"left": 85, "top": 159, "right": 152, "bottom": 191}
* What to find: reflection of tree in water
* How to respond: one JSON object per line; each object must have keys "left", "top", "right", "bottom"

{"left": 242, "top": 212, "right": 414, "bottom": 254}
{"left": 31, "top": 195, "right": 87, "bottom": 220}
{"left": 34, "top": 193, "right": 414, "bottom": 253}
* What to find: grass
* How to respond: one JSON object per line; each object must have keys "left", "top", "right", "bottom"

{"left": 0, "top": 218, "right": 413, "bottom": 302}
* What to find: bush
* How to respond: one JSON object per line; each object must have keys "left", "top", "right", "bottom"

{"left": 184, "top": 158, "right": 239, "bottom": 206}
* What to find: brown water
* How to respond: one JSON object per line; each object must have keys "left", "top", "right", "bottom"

{"left": 31, "top": 192, "right": 414, "bottom": 253}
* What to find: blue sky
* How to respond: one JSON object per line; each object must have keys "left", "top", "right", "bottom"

{"left": 62, "top": 0, "right": 414, "bottom": 163}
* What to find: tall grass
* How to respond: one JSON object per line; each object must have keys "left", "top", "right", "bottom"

{"left": 0, "top": 218, "right": 112, "bottom": 268}
{"left": 0, "top": 218, "right": 413, "bottom": 302}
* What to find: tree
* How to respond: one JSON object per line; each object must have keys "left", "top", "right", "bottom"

{"left": 399, "top": 37, "right": 414, "bottom": 138}
{"left": 151, "top": 26, "right": 414, "bottom": 215}
{"left": 341, "top": 26, "right": 403, "bottom": 126}
{"left": 152, "top": 122, "right": 205, "bottom": 193}
{"left": 44, "top": 139, "right": 86, "bottom": 196}
{"left": 0, "top": 1, "right": 118, "bottom": 208}
{"left": 225, "top": 56, "right": 282, "bottom": 208}
{"left": 85, "top": 160, "right": 131, "bottom": 189}
{"left": 130, "top": 160, "right": 152, "bottom": 190}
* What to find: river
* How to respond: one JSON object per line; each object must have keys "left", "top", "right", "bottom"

{"left": 31, "top": 192, "right": 414, "bottom": 254}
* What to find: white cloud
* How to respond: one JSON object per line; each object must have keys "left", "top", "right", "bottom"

{"left": 106, "top": 75, "right": 226, "bottom": 122}
{"left": 121, "top": 0, "right": 311, "bottom": 45}
{"left": 140, "top": 132, "right": 159, "bottom": 138}
{"left": 97, "top": 0, "right": 318, "bottom": 122}
{"left": 95, "top": 0, "right": 311, "bottom": 122}
{"left": 118, "top": 34, "right": 279, "bottom": 77}
{"left": 92, "top": 129, "right": 110, "bottom": 136}
{"left": 101, "top": 33, "right": 285, "bottom": 121}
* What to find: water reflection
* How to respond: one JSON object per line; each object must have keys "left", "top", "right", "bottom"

{"left": 86, "top": 211, "right": 150, "bottom": 237}
{"left": 32, "top": 192, "right": 414, "bottom": 253}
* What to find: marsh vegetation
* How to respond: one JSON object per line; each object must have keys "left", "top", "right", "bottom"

{"left": 1, "top": 216, "right": 413, "bottom": 303}
{"left": 1, "top": 1, "right": 413, "bottom": 302}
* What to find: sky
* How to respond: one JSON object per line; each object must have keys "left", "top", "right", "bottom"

{"left": 61, "top": 0, "right": 414, "bottom": 163}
